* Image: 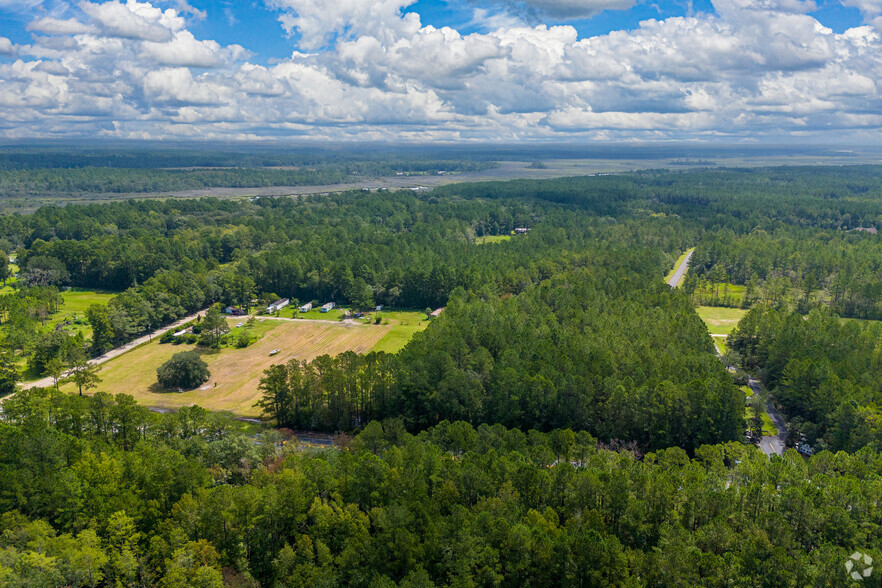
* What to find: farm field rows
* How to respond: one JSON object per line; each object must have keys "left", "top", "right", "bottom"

{"left": 60, "top": 318, "right": 392, "bottom": 416}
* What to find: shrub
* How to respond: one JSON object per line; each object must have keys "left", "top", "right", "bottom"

{"left": 159, "top": 331, "right": 174, "bottom": 344}
{"left": 156, "top": 351, "right": 210, "bottom": 390}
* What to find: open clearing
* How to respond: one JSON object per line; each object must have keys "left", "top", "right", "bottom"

{"left": 476, "top": 234, "right": 512, "bottom": 245}
{"left": 60, "top": 318, "right": 391, "bottom": 416}
{"left": 696, "top": 306, "right": 747, "bottom": 335}
{"left": 370, "top": 310, "right": 430, "bottom": 353}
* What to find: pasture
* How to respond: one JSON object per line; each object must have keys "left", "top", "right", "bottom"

{"left": 61, "top": 318, "right": 391, "bottom": 416}
{"left": 696, "top": 306, "right": 747, "bottom": 336}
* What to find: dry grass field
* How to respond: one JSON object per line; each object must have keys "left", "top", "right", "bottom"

{"left": 61, "top": 318, "right": 390, "bottom": 416}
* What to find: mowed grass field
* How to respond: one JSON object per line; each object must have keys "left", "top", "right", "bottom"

{"left": 61, "top": 318, "right": 391, "bottom": 416}
{"left": 370, "top": 310, "right": 430, "bottom": 353}
{"left": 54, "top": 289, "right": 118, "bottom": 339}
{"left": 696, "top": 306, "right": 747, "bottom": 336}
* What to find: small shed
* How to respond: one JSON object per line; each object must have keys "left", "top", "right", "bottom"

{"left": 299, "top": 302, "right": 313, "bottom": 313}
{"left": 430, "top": 307, "right": 445, "bottom": 318}
{"left": 320, "top": 302, "right": 336, "bottom": 313}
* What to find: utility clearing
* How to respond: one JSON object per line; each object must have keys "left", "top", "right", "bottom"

{"left": 60, "top": 318, "right": 391, "bottom": 416}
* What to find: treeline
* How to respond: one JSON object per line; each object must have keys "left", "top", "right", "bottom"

{"left": 691, "top": 228, "right": 882, "bottom": 318}
{"left": 729, "top": 306, "right": 882, "bottom": 452}
{"left": 0, "top": 162, "right": 493, "bottom": 195}
{"left": 256, "top": 266, "right": 743, "bottom": 452}
{"left": 2, "top": 395, "right": 881, "bottom": 587}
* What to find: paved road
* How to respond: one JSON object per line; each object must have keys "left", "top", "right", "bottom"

{"left": 667, "top": 249, "right": 694, "bottom": 288}
{"left": 749, "top": 378, "right": 788, "bottom": 456}
{"left": 12, "top": 309, "right": 208, "bottom": 394}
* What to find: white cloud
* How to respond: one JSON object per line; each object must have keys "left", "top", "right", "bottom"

{"left": 28, "top": 17, "right": 96, "bottom": 35}
{"left": 78, "top": 0, "right": 184, "bottom": 42}
{"left": 0, "top": 37, "right": 16, "bottom": 55}
{"left": 269, "top": 0, "right": 422, "bottom": 49}
{"left": 1, "top": 0, "right": 882, "bottom": 141}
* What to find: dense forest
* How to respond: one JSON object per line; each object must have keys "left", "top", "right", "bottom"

{"left": 729, "top": 306, "right": 882, "bottom": 452}
{"left": 1, "top": 392, "right": 880, "bottom": 587}
{"left": 3, "top": 164, "right": 882, "bottom": 584}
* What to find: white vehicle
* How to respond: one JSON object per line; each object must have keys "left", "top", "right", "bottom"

{"left": 236, "top": 322, "right": 244, "bottom": 328}
{"left": 269, "top": 349, "right": 280, "bottom": 356}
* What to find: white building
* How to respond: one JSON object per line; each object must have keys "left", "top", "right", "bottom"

{"left": 266, "top": 298, "right": 290, "bottom": 313}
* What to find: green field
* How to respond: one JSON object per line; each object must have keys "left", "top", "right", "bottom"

{"left": 53, "top": 289, "right": 118, "bottom": 338}
{"left": 370, "top": 310, "right": 430, "bottom": 353}
{"left": 0, "top": 263, "right": 18, "bottom": 295}
{"left": 476, "top": 234, "right": 512, "bottom": 245}
{"left": 712, "top": 338, "right": 728, "bottom": 355}
{"left": 696, "top": 306, "right": 747, "bottom": 335}
{"left": 665, "top": 248, "right": 694, "bottom": 286}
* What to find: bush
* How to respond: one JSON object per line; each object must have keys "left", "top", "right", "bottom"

{"left": 157, "top": 351, "right": 210, "bottom": 390}
{"left": 235, "top": 331, "right": 250, "bottom": 348}
{"left": 159, "top": 331, "right": 174, "bottom": 344}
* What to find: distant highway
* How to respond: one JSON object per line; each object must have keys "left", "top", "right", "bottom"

{"left": 667, "top": 249, "right": 694, "bottom": 288}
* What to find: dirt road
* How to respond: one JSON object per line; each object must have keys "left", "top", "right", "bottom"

{"left": 12, "top": 309, "right": 207, "bottom": 394}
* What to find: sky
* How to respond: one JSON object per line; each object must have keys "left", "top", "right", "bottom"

{"left": 0, "top": 0, "right": 881, "bottom": 143}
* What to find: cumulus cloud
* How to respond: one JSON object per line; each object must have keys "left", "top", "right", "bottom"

{"left": 0, "top": 37, "right": 16, "bottom": 55}
{"left": 1, "top": 0, "right": 882, "bottom": 141}
{"left": 269, "top": 0, "right": 422, "bottom": 49}
{"left": 79, "top": 0, "right": 184, "bottom": 42}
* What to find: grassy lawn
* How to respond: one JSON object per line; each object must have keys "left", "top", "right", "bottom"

{"left": 696, "top": 306, "right": 748, "bottom": 336}
{"left": 664, "top": 248, "right": 694, "bottom": 286}
{"left": 712, "top": 338, "right": 728, "bottom": 355}
{"left": 275, "top": 306, "right": 346, "bottom": 321}
{"left": 61, "top": 318, "right": 391, "bottom": 416}
{"left": 761, "top": 411, "right": 778, "bottom": 436}
{"left": 370, "top": 310, "right": 430, "bottom": 353}
{"left": 741, "top": 385, "right": 753, "bottom": 398}
{"left": 53, "top": 289, "right": 118, "bottom": 339}
{"left": 476, "top": 234, "right": 512, "bottom": 245}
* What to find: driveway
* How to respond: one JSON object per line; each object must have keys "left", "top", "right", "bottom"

{"left": 749, "top": 378, "right": 788, "bottom": 456}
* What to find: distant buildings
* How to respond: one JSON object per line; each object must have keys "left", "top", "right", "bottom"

{"left": 850, "top": 227, "right": 878, "bottom": 235}
{"left": 430, "top": 307, "right": 445, "bottom": 318}
{"left": 266, "top": 298, "right": 290, "bottom": 313}
{"left": 320, "top": 302, "right": 336, "bottom": 313}
{"left": 225, "top": 306, "right": 246, "bottom": 316}
{"left": 299, "top": 302, "right": 313, "bottom": 313}
{"left": 375, "top": 305, "right": 384, "bottom": 312}
{"left": 514, "top": 227, "right": 531, "bottom": 234}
